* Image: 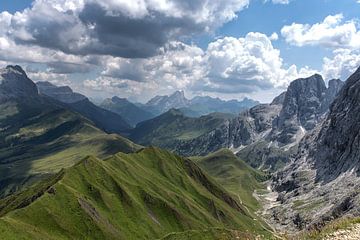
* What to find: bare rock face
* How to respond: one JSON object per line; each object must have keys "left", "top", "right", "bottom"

{"left": 320, "top": 79, "right": 345, "bottom": 113}
{"left": 172, "top": 103, "right": 282, "bottom": 157}
{"left": 269, "top": 67, "right": 360, "bottom": 232}
{"left": 0, "top": 65, "right": 38, "bottom": 100}
{"left": 269, "top": 74, "right": 328, "bottom": 146}
{"left": 171, "top": 74, "right": 343, "bottom": 169}
{"left": 312, "top": 70, "right": 360, "bottom": 182}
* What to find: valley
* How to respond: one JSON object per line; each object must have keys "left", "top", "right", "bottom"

{"left": 0, "top": 63, "right": 359, "bottom": 240}
{"left": 1, "top": 0, "right": 360, "bottom": 239}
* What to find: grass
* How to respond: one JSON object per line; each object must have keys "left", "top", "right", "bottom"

{"left": 0, "top": 98, "right": 141, "bottom": 198}
{"left": 129, "top": 109, "right": 226, "bottom": 148}
{"left": 192, "top": 149, "right": 268, "bottom": 213}
{"left": 0, "top": 147, "right": 273, "bottom": 239}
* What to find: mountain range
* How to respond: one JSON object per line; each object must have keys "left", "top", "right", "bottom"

{"left": 136, "top": 74, "right": 344, "bottom": 173}
{"left": 140, "top": 90, "right": 259, "bottom": 117}
{"left": 128, "top": 109, "right": 233, "bottom": 150}
{"left": 1, "top": 64, "right": 360, "bottom": 239}
{"left": 0, "top": 65, "right": 272, "bottom": 239}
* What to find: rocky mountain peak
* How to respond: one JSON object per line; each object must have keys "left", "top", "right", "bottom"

{"left": 269, "top": 66, "right": 360, "bottom": 231}
{"left": 111, "top": 96, "right": 126, "bottom": 102}
{"left": 146, "top": 90, "right": 190, "bottom": 114}
{"left": 269, "top": 74, "right": 330, "bottom": 146}
{"left": 0, "top": 65, "right": 38, "bottom": 99}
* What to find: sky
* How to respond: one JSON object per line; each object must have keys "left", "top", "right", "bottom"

{"left": 0, "top": 0, "right": 360, "bottom": 103}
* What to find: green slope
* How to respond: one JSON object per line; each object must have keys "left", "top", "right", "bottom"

{"left": 0, "top": 148, "right": 272, "bottom": 239}
{"left": 192, "top": 149, "right": 268, "bottom": 213}
{"left": 129, "top": 109, "right": 227, "bottom": 149}
{"left": 0, "top": 97, "right": 141, "bottom": 197}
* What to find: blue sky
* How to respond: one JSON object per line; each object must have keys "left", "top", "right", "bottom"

{"left": 0, "top": 0, "right": 33, "bottom": 13}
{"left": 0, "top": 0, "right": 360, "bottom": 102}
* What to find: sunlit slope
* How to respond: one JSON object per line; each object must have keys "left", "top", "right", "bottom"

{"left": 0, "top": 148, "right": 272, "bottom": 239}
{"left": 0, "top": 98, "right": 141, "bottom": 197}
{"left": 192, "top": 149, "right": 268, "bottom": 212}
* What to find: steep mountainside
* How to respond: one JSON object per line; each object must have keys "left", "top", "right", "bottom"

{"left": 192, "top": 149, "right": 268, "bottom": 213}
{"left": 101, "top": 96, "right": 154, "bottom": 126}
{"left": 37, "top": 82, "right": 131, "bottom": 133}
{"left": 0, "top": 148, "right": 272, "bottom": 239}
{"left": 129, "top": 109, "right": 230, "bottom": 150}
{"left": 0, "top": 65, "right": 38, "bottom": 99}
{"left": 146, "top": 75, "right": 343, "bottom": 171}
{"left": 269, "top": 67, "right": 360, "bottom": 232}
{"left": 67, "top": 99, "right": 131, "bottom": 134}
{"left": 0, "top": 66, "right": 140, "bottom": 197}
{"left": 163, "top": 103, "right": 282, "bottom": 159}
{"left": 269, "top": 75, "right": 344, "bottom": 147}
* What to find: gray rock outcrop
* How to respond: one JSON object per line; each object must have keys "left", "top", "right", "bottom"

{"left": 269, "top": 66, "right": 360, "bottom": 232}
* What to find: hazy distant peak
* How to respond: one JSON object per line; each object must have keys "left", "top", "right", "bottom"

{"left": 36, "top": 81, "right": 87, "bottom": 104}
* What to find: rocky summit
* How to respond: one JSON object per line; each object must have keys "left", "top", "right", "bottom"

{"left": 0, "top": 65, "right": 38, "bottom": 99}
{"left": 269, "top": 74, "right": 338, "bottom": 147}
{"left": 269, "top": 67, "right": 360, "bottom": 232}
{"left": 145, "top": 90, "right": 190, "bottom": 115}
{"left": 163, "top": 74, "right": 344, "bottom": 171}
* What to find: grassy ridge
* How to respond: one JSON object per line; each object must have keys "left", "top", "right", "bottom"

{"left": 192, "top": 149, "right": 268, "bottom": 212}
{"left": 0, "top": 148, "right": 272, "bottom": 239}
{"left": 0, "top": 98, "right": 141, "bottom": 197}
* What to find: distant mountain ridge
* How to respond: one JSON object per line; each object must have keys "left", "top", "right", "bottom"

{"left": 142, "top": 90, "right": 259, "bottom": 117}
{"left": 36, "top": 81, "right": 131, "bottom": 133}
{"left": 100, "top": 96, "right": 154, "bottom": 127}
{"left": 145, "top": 90, "right": 190, "bottom": 115}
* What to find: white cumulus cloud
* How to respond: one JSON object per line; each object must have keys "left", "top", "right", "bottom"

{"left": 281, "top": 14, "right": 360, "bottom": 49}
{"left": 83, "top": 32, "right": 316, "bottom": 101}
{"left": 322, "top": 49, "right": 360, "bottom": 80}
